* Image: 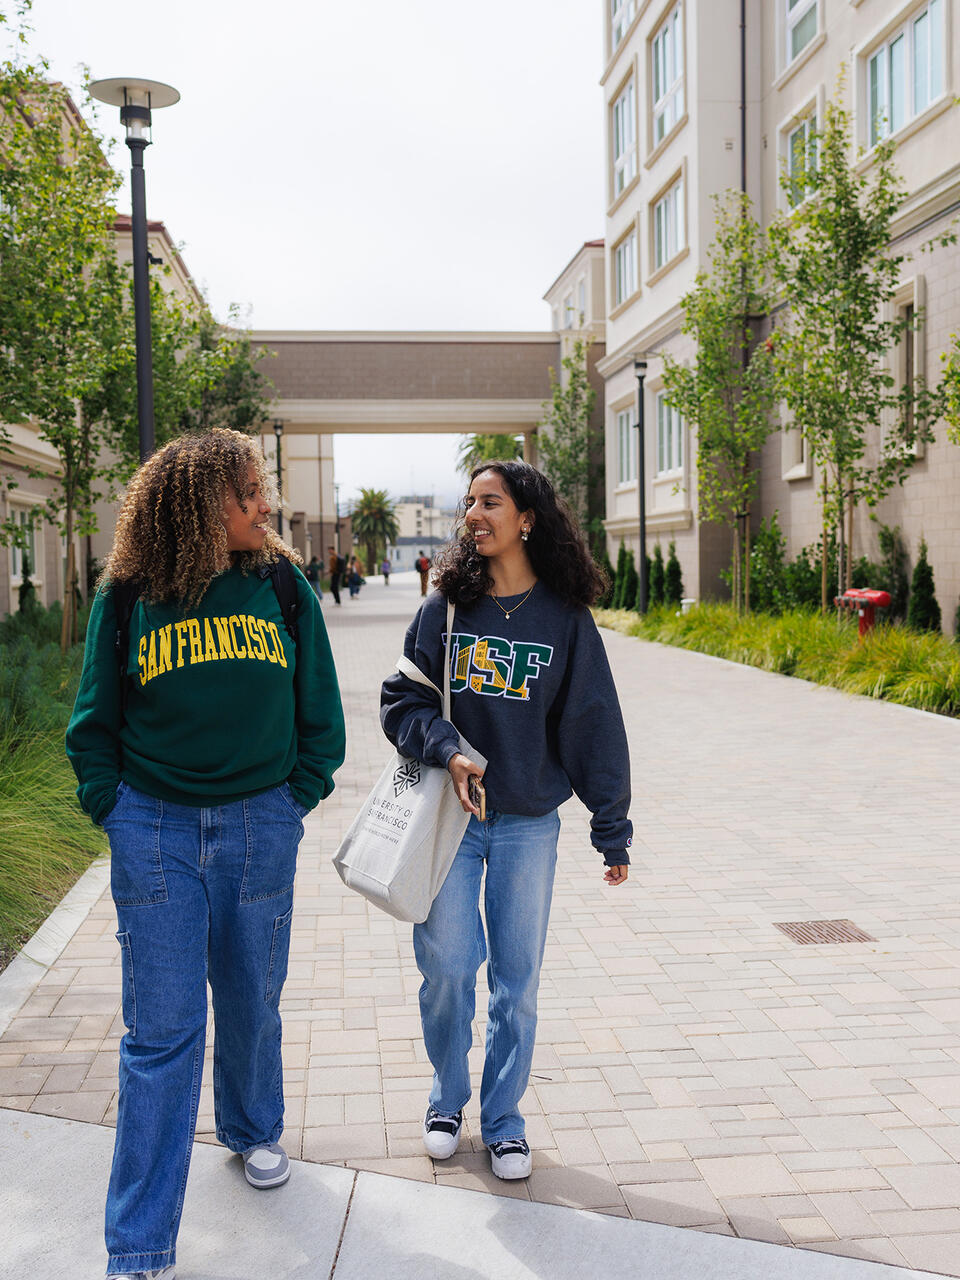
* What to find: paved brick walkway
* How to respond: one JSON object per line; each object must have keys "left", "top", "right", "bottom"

{"left": 3, "top": 573, "right": 960, "bottom": 1275}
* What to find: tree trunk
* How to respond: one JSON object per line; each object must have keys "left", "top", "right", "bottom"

{"left": 744, "top": 509, "right": 752, "bottom": 613}
{"left": 60, "top": 536, "right": 75, "bottom": 653}
{"left": 820, "top": 506, "right": 829, "bottom": 615}
{"left": 846, "top": 491, "right": 855, "bottom": 590}
{"left": 732, "top": 521, "right": 741, "bottom": 614}
{"left": 836, "top": 474, "right": 845, "bottom": 609}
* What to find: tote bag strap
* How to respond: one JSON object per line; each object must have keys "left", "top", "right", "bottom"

{"left": 395, "top": 597, "right": 457, "bottom": 720}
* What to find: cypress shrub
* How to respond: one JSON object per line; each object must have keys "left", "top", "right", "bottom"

{"left": 649, "top": 544, "right": 665, "bottom": 607}
{"left": 621, "top": 550, "right": 638, "bottom": 613}
{"left": 595, "top": 547, "right": 615, "bottom": 608}
{"left": 907, "top": 538, "right": 941, "bottom": 632}
{"left": 611, "top": 541, "right": 627, "bottom": 609}
{"left": 665, "top": 540, "right": 684, "bottom": 606}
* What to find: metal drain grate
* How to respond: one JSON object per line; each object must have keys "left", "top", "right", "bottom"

{"left": 774, "top": 919, "right": 876, "bottom": 945}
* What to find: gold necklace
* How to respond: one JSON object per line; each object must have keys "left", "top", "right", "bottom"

{"left": 491, "top": 583, "right": 536, "bottom": 620}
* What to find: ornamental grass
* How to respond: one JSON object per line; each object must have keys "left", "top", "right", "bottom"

{"left": 595, "top": 603, "right": 960, "bottom": 718}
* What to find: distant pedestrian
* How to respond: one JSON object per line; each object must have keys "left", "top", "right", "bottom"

{"left": 381, "top": 557, "right": 391, "bottom": 585}
{"left": 66, "top": 428, "right": 345, "bottom": 1278}
{"left": 348, "top": 555, "right": 363, "bottom": 597}
{"left": 381, "top": 460, "right": 630, "bottom": 1183}
{"left": 416, "top": 550, "right": 431, "bottom": 596}
{"left": 305, "top": 554, "right": 323, "bottom": 600}
{"left": 327, "top": 544, "right": 342, "bottom": 605}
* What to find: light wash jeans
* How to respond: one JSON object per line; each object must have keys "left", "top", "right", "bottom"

{"left": 413, "top": 809, "right": 560, "bottom": 1144}
{"left": 101, "top": 781, "right": 307, "bottom": 1275}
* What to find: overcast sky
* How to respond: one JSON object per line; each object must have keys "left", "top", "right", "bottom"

{"left": 13, "top": 0, "right": 605, "bottom": 505}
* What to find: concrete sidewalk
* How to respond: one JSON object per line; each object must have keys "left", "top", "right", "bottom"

{"left": 2, "top": 571, "right": 960, "bottom": 1277}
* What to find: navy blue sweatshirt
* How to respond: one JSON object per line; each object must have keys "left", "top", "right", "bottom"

{"left": 380, "top": 586, "right": 632, "bottom": 864}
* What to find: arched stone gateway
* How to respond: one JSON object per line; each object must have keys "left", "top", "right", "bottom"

{"left": 252, "top": 330, "right": 560, "bottom": 460}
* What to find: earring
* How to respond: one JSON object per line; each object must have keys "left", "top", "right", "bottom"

{"left": 521, "top": 527, "right": 530, "bottom": 542}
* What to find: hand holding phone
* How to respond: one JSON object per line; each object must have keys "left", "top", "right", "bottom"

{"left": 467, "top": 775, "right": 486, "bottom": 821}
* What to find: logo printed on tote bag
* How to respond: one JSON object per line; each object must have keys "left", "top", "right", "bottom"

{"left": 393, "top": 758, "right": 422, "bottom": 797}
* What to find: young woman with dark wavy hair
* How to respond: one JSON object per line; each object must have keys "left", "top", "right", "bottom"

{"left": 66, "top": 428, "right": 345, "bottom": 1279}
{"left": 381, "top": 460, "right": 631, "bottom": 1180}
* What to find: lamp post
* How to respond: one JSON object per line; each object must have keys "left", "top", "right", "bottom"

{"left": 334, "top": 483, "right": 341, "bottom": 555}
{"left": 89, "top": 77, "right": 180, "bottom": 463}
{"left": 633, "top": 358, "right": 648, "bottom": 614}
{"left": 273, "top": 420, "right": 284, "bottom": 536}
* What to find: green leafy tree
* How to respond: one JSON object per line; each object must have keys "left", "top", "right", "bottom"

{"left": 457, "top": 433, "right": 522, "bottom": 475}
{"left": 611, "top": 541, "right": 627, "bottom": 608}
{"left": 769, "top": 93, "right": 944, "bottom": 611}
{"left": 595, "top": 546, "right": 615, "bottom": 608}
{"left": 620, "top": 550, "right": 638, "bottom": 614}
{"left": 350, "top": 488, "right": 399, "bottom": 579}
{"left": 537, "top": 336, "right": 602, "bottom": 540}
{"left": 660, "top": 192, "right": 777, "bottom": 612}
{"left": 875, "top": 523, "right": 909, "bottom": 622}
{"left": 665, "top": 541, "right": 684, "bottom": 607}
{"left": 0, "top": 72, "right": 123, "bottom": 647}
{"left": 907, "top": 538, "right": 941, "bottom": 633}
{"left": 649, "top": 543, "right": 665, "bottom": 608}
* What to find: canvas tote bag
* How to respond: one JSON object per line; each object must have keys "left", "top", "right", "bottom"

{"left": 333, "top": 600, "right": 486, "bottom": 923}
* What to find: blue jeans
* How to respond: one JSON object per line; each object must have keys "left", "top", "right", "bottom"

{"left": 413, "top": 809, "right": 560, "bottom": 1144}
{"left": 101, "top": 781, "right": 307, "bottom": 1275}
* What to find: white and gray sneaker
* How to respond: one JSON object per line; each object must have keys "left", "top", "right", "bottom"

{"left": 108, "top": 1269, "right": 175, "bottom": 1280}
{"left": 422, "top": 1106, "right": 463, "bottom": 1160}
{"left": 242, "top": 1141, "right": 290, "bottom": 1188}
{"left": 489, "top": 1138, "right": 531, "bottom": 1180}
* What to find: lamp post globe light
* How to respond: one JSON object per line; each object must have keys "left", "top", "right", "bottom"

{"left": 633, "top": 358, "right": 648, "bottom": 615}
{"left": 89, "top": 77, "right": 180, "bottom": 464}
{"left": 273, "top": 420, "right": 284, "bottom": 536}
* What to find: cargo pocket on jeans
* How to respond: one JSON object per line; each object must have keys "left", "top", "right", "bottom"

{"left": 265, "top": 905, "right": 294, "bottom": 1005}
{"left": 116, "top": 931, "right": 136, "bottom": 1035}
{"left": 240, "top": 786, "right": 303, "bottom": 904}
{"left": 107, "top": 786, "right": 168, "bottom": 907}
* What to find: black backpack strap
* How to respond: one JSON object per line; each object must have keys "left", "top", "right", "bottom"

{"left": 112, "top": 579, "right": 142, "bottom": 717}
{"left": 259, "top": 557, "right": 299, "bottom": 644}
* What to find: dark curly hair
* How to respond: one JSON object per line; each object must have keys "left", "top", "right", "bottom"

{"left": 432, "top": 461, "right": 607, "bottom": 608}
{"left": 102, "top": 428, "right": 300, "bottom": 608}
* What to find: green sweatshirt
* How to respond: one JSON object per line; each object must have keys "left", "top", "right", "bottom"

{"left": 66, "top": 562, "right": 346, "bottom": 825}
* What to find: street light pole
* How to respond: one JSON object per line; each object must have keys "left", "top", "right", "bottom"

{"left": 273, "top": 420, "right": 284, "bottom": 536}
{"left": 89, "top": 78, "right": 180, "bottom": 464}
{"left": 334, "top": 483, "right": 341, "bottom": 555}
{"left": 634, "top": 359, "right": 648, "bottom": 614}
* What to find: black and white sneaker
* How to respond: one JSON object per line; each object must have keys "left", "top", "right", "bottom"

{"left": 423, "top": 1106, "right": 463, "bottom": 1160}
{"left": 489, "top": 1138, "right": 531, "bottom": 1180}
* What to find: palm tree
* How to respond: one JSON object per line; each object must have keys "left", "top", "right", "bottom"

{"left": 456, "top": 433, "right": 523, "bottom": 475}
{"left": 350, "top": 487, "right": 400, "bottom": 578}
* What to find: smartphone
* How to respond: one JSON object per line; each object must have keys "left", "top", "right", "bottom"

{"left": 467, "top": 775, "right": 486, "bottom": 821}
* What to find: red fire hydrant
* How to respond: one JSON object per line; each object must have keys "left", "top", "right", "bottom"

{"left": 835, "top": 588, "right": 891, "bottom": 638}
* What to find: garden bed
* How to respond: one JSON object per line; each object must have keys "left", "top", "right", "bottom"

{"left": 595, "top": 603, "right": 960, "bottom": 719}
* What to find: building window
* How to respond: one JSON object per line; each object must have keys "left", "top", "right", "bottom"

{"left": 786, "top": 0, "right": 817, "bottom": 65}
{"left": 9, "top": 508, "right": 39, "bottom": 584}
{"left": 652, "top": 5, "right": 684, "bottom": 145}
{"left": 617, "top": 409, "right": 636, "bottom": 483}
{"left": 614, "top": 230, "right": 638, "bottom": 306}
{"left": 612, "top": 79, "right": 637, "bottom": 196}
{"left": 869, "top": 1, "right": 943, "bottom": 145}
{"left": 577, "top": 277, "right": 586, "bottom": 321}
{"left": 611, "top": 0, "right": 637, "bottom": 49}
{"left": 656, "top": 394, "right": 683, "bottom": 474}
{"left": 786, "top": 113, "right": 817, "bottom": 207}
{"left": 653, "top": 178, "right": 684, "bottom": 270}
{"left": 562, "top": 292, "right": 575, "bottom": 328}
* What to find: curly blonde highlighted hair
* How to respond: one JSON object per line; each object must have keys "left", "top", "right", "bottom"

{"left": 102, "top": 428, "right": 301, "bottom": 607}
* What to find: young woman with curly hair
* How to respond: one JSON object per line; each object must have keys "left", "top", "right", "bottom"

{"left": 381, "top": 460, "right": 631, "bottom": 1180}
{"left": 66, "top": 428, "right": 345, "bottom": 1280}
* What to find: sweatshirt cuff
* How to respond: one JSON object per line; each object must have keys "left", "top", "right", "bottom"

{"left": 438, "top": 739, "right": 461, "bottom": 770}
{"left": 600, "top": 849, "right": 631, "bottom": 867}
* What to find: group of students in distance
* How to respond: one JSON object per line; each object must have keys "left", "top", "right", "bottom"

{"left": 66, "top": 428, "right": 632, "bottom": 1279}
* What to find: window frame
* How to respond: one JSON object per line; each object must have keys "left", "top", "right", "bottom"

{"left": 611, "top": 0, "right": 637, "bottom": 51}
{"left": 655, "top": 392, "right": 683, "bottom": 476}
{"left": 8, "top": 505, "right": 43, "bottom": 588}
{"left": 611, "top": 75, "right": 638, "bottom": 200}
{"left": 616, "top": 407, "right": 637, "bottom": 485}
{"left": 786, "top": 0, "right": 818, "bottom": 66}
{"left": 652, "top": 175, "right": 685, "bottom": 272}
{"left": 868, "top": 0, "right": 944, "bottom": 147}
{"left": 613, "top": 226, "right": 639, "bottom": 309}
{"left": 786, "top": 111, "right": 818, "bottom": 207}
{"left": 651, "top": 4, "right": 684, "bottom": 147}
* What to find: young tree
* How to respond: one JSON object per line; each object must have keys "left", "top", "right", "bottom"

{"left": 660, "top": 192, "right": 777, "bottom": 612}
{"left": 649, "top": 543, "right": 665, "bottom": 607}
{"left": 0, "top": 74, "right": 123, "bottom": 647}
{"left": 350, "top": 488, "right": 399, "bottom": 579}
{"left": 665, "top": 541, "right": 684, "bottom": 607}
{"left": 457, "top": 433, "right": 522, "bottom": 475}
{"left": 769, "top": 95, "right": 943, "bottom": 611}
{"left": 537, "top": 336, "right": 601, "bottom": 540}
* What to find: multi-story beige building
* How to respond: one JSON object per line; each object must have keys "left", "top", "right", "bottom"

{"left": 599, "top": 0, "right": 960, "bottom": 622}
